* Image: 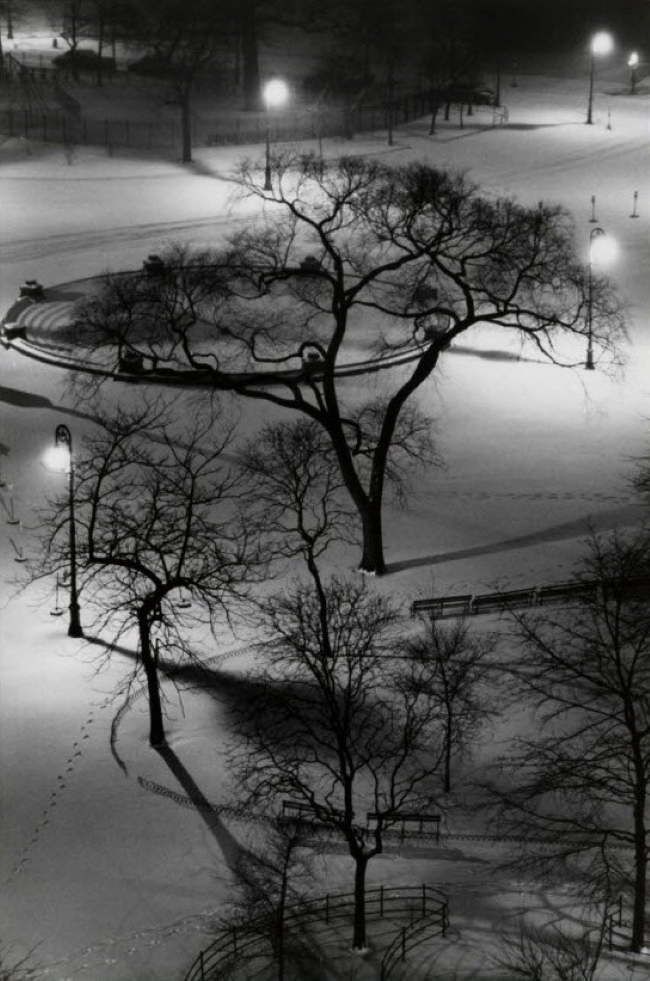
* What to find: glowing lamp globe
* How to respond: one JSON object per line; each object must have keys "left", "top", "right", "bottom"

{"left": 590, "top": 233, "right": 617, "bottom": 266}
{"left": 263, "top": 79, "right": 289, "bottom": 109}
{"left": 591, "top": 32, "right": 613, "bottom": 56}
{"left": 45, "top": 445, "right": 71, "bottom": 472}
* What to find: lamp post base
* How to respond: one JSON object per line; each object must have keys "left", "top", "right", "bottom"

{"left": 68, "top": 604, "right": 83, "bottom": 637}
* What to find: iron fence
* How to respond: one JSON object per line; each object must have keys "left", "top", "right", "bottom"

{"left": 184, "top": 883, "right": 449, "bottom": 981}
{"left": 0, "top": 80, "right": 436, "bottom": 152}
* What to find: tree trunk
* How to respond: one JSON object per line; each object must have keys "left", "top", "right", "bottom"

{"left": 631, "top": 785, "right": 647, "bottom": 951}
{"left": 96, "top": 14, "right": 104, "bottom": 87}
{"left": 358, "top": 500, "right": 386, "bottom": 575}
{"left": 352, "top": 854, "right": 369, "bottom": 950}
{"left": 181, "top": 89, "right": 193, "bottom": 163}
{"left": 138, "top": 614, "right": 166, "bottom": 746}
{"left": 443, "top": 714, "right": 452, "bottom": 793}
{"left": 277, "top": 861, "right": 288, "bottom": 981}
{"left": 429, "top": 103, "right": 439, "bottom": 135}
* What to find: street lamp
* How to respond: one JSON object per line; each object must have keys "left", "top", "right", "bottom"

{"left": 586, "top": 32, "right": 613, "bottom": 124}
{"left": 45, "top": 425, "right": 83, "bottom": 637}
{"left": 628, "top": 52, "right": 639, "bottom": 94}
{"left": 262, "top": 78, "right": 289, "bottom": 191}
{"left": 586, "top": 227, "right": 617, "bottom": 370}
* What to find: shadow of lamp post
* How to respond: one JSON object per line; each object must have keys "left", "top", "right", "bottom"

{"left": 586, "top": 31, "right": 613, "bottom": 124}
{"left": 263, "top": 78, "right": 289, "bottom": 191}
{"left": 45, "top": 424, "right": 83, "bottom": 637}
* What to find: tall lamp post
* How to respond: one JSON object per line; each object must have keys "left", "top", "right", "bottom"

{"left": 46, "top": 425, "right": 83, "bottom": 637}
{"left": 628, "top": 51, "right": 639, "bottom": 94}
{"left": 587, "top": 32, "right": 613, "bottom": 124}
{"left": 586, "top": 227, "right": 616, "bottom": 370}
{"left": 263, "top": 78, "right": 289, "bottom": 191}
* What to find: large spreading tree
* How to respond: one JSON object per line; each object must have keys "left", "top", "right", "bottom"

{"left": 77, "top": 157, "right": 625, "bottom": 573}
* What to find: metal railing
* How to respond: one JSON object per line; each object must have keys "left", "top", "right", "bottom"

{"left": 0, "top": 82, "right": 440, "bottom": 151}
{"left": 411, "top": 575, "right": 650, "bottom": 620}
{"left": 184, "top": 883, "right": 449, "bottom": 981}
{"left": 380, "top": 893, "right": 449, "bottom": 980}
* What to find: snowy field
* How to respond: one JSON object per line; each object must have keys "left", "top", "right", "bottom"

{"left": 1, "top": 73, "right": 649, "bottom": 979}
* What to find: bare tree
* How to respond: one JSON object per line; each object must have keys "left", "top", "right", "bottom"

{"left": 405, "top": 616, "right": 497, "bottom": 793}
{"left": 489, "top": 528, "right": 650, "bottom": 952}
{"left": 50, "top": 0, "right": 92, "bottom": 79}
{"left": 494, "top": 916, "right": 606, "bottom": 981}
{"left": 241, "top": 417, "right": 358, "bottom": 576}
{"left": 126, "top": 0, "right": 234, "bottom": 162}
{"left": 229, "top": 573, "right": 445, "bottom": 950}
{"left": 224, "top": 820, "right": 315, "bottom": 981}
{"left": 76, "top": 158, "right": 625, "bottom": 574}
{"left": 632, "top": 440, "right": 650, "bottom": 505}
{"left": 0, "top": 943, "right": 40, "bottom": 981}
{"left": 416, "top": 0, "right": 479, "bottom": 131}
{"left": 32, "top": 394, "right": 260, "bottom": 746}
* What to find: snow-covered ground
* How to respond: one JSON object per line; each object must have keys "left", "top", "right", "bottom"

{"left": 1, "top": 73, "right": 649, "bottom": 979}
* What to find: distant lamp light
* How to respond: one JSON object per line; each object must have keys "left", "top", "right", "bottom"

{"left": 592, "top": 32, "right": 614, "bottom": 56}
{"left": 586, "top": 227, "right": 616, "bottom": 370}
{"left": 587, "top": 31, "right": 614, "bottom": 124}
{"left": 45, "top": 445, "right": 72, "bottom": 472}
{"left": 45, "top": 424, "right": 83, "bottom": 637}
{"left": 628, "top": 51, "right": 639, "bottom": 94}
{"left": 262, "top": 79, "right": 289, "bottom": 191}
{"left": 263, "top": 78, "right": 289, "bottom": 109}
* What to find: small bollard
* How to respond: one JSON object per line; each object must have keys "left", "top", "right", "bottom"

{"left": 143, "top": 254, "right": 166, "bottom": 276}
{"left": 19, "top": 279, "right": 45, "bottom": 301}
{"left": 630, "top": 190, "right": 639, "bottom": 218}
{"left": 589, "top": 195, "right": 598, "bottom": 223}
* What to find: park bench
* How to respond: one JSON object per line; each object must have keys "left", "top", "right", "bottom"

{"left": 410, "top": 594, "right": 472, "bottom": 619}
{"left": 366, "top": 812, "right": 441, "bottom": 843}
{"left": 280, "top": 799, "right": 347, "bottom": 825}
{"left": 481, "top": 588, "right": 537, "bottom": 611}
{"left": 536, "top": 582, "right": 597, "bottom": 606}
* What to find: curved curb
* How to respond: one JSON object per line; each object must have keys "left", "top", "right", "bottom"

{"left": 1, "top": 268, "right": 436, "bottom": 384}
{"left": 1, "top": 328, "right": 428, "bottom": 386}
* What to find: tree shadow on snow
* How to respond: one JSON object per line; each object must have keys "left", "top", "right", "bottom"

{"left": 387, "top": 503, "right": 646, "bottom": 575}
{"left": 154, "top": 742, "right": 246, "bottom": 870}
{"left": 449, "top": 344, "right": 542, "bottom": 363}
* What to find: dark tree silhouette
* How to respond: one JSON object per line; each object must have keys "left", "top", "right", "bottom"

{"left": 225, "top": 819, "right": 315, "bottom": 981}
{"left": 33, "top": 395, "right": 260, "bottom": 746}
{"left": 406, "top": 616, "right": 496, "bottom": 793}
{"left": 76, "top": 158, "right": 625, "bottom": 574}
{"left": 126, "top": 0, "right": 234, "bottom": 162}
{"left": 241, "top": 417, "right": 358, "bottom": 576}
{"left": 490, "top": 528, "right": 650, "bottom": 953}
{"left": 229, "top": 573, "right": 446, "bottom": 950}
